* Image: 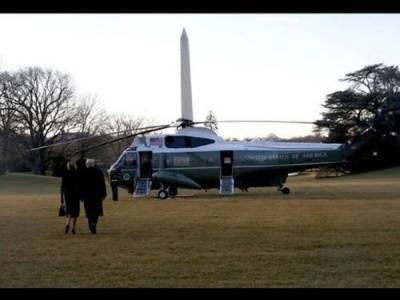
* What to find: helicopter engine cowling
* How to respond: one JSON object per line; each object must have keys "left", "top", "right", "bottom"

{"left": 152, "top": 171, "right": 201, "bottom": 190}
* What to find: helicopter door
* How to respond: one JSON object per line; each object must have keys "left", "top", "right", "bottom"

{"left": 220, "top": 151, "right": 234, "bottom": 195}
{"left": 134, "top": 151, "right": 153, "bottom": 197}
{"left": 138, "top": 151, "right": 153, "bottom": 178}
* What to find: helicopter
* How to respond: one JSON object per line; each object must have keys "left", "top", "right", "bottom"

{"left": 30, "top": 29, "right": 381, "bottom": 200}
{"left": 88, "top": 29, "right": 380, "bottom": 200}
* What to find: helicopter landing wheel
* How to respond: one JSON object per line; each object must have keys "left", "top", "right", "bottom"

{"left": 158, "top": 189, "right": 169, "bottom": 200}
{"left": 280, "top": 187, "right": 290, "bottom": 195}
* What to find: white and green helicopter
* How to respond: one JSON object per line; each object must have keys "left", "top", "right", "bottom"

{"left": 104, "top": 29, "right": 378, "bottom": 200}
{"left": 30, "top": 29, "right": 380, "bottom": 200}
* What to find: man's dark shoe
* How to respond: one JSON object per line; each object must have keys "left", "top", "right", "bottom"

{"left": 90, "top": 222, "right": 97, "bottom": 234}
{"left": 65, "top": 225, "right": 69, "bottom": 234}
{"left": 89, "top": 223, "right": 96, "bottom": 234}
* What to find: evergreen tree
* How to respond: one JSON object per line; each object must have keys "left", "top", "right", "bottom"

{"left": 316, "top": 64, "right": 400, "bottom": 142}
{"left": 205, "top": 110, "right": 218, "bottom": 132}
{"left": 316, "top": 64, "right": 400, "bottom": 169}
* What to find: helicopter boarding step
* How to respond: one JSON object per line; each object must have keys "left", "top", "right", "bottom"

{"left": 134, "top": 178, "right": 152, "bottom": 197}
{"left": 219, "top": 176, "right": 234, "bottom": 195}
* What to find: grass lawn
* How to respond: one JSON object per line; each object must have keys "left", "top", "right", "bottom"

{"left": 1, "top": 168, "right": 400, "bottom": 287}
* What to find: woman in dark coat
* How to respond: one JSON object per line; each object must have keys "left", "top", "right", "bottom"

{"left": 61, "top": 161, "right": 80, "bottom": 234}
{"left": 80, "top": 159, "right": 107, "bottom": 234}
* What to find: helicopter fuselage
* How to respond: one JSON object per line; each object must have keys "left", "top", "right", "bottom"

{"left": 108, "top": 127, "right": 345, "bottom": 198}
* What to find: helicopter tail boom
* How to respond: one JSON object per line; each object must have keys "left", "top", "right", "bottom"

{"left": 340, "top": 128, "right": 379, "bottom": 160}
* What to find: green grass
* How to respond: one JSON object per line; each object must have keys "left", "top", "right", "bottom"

{"left": 0, "top": 172, "right": 61, "bottom": 195}
{"left": 1, "top": 168, "right": 400, "bottom": 287}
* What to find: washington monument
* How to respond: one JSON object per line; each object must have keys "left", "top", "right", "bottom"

{"left": 180, "top": 28, "right": 193, "bottom": 123}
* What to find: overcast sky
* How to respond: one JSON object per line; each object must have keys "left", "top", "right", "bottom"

{"left": 1, "top": 14, "right": 400, "bottom": 139}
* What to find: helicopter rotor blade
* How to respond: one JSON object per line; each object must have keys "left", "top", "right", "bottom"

{"left": 28, "top": 124, "right": 172, "bottom": 152}
{"left": 68, "top": 124, "right": 173, "bottom": 157}
{"left": 192, "top": 120, "right": 316, "bottom": 125}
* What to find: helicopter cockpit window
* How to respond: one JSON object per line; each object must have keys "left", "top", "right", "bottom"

{"left": 165, "top": 136, "right": 215, "bottom": 148}
{"left": 123, "top": 152, "right": 137, "bottom": 168}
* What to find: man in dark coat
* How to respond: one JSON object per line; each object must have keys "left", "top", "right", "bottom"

{"left": 80, "top": 159, "right": 107, "bottom": 234}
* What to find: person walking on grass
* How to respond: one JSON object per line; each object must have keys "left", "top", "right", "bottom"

{"left": 75, "top": 157, "right": 87, "bottom": 204}
{"left": 80, "top": 159, "right": 107, "bottom": 234}
{"left": 60, "top": 160, "right": 80, "bottom": 234}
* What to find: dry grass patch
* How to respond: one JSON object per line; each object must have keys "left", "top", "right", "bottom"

{"left": 1, "top": 168, "right": 400, "bottom": 287}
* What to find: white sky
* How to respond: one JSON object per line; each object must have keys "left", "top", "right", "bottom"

{"left": 1, "top": 14, "right": 400, "bottom": 139}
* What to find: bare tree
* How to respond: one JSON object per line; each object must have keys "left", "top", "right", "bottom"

{"left": 63, "top": 94, "right": 108, "bottom": 158}
{"left": 0, "top": 71, "right": 20, "bottom": 174}
{"left": 43, "top": 94, "right": 109, "bottom": 175}
{"left": 76, "top": 95, "right": 107, "bottom": 137}
{"left": 103, "top": 113, "right": 145, "bottom": 163}
{"left": 4, "top": 67, "right": 78, "bottom": 174}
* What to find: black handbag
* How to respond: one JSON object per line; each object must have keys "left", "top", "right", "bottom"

{"left": 58, "top": 204, "right": 66, "bottom": 217}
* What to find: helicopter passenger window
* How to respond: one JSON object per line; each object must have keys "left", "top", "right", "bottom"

{"left": 188, "top": 136, "right": 215, "bottom": 147}
{"left": 123, "top": 152, "right": 137, "bottom": 167}
{"left": 165, "top": 136, "right": 186, "bottom": 148}
{"left": 165, "top": 136, "right": 215, "bottom": 148}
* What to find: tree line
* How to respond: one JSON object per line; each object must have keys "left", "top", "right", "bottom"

{"left": 0, "top": 66, "right": 146, "bottom": 175}
{"left": 1, "top": 63, "right": 400, "bottom": 176}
